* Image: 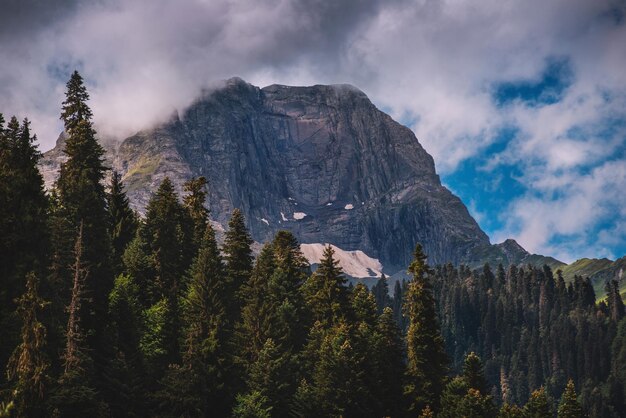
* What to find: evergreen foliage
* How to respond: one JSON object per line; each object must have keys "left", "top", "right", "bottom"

{"left": 302, "top": 245, "right": 350, "bottom": 326}
{"left": 107, "top": 171, "right": 138, "bottom": 275}
{"left": 0, "top": 115, "right": 49, "bottom": 386}
{"left": 54, "top": 71, "right": 112, "bottom": 364}
{"left": 223, "top": 208, "right": 254, "bottom": 322}
{"left": 557, "top": 379, "right": 583, "bottom": 418}
{"left": 6, "top": 273, "right": 50, "bottom": 418}
{"left": 404, "top": 244, "right": 448, "bottom": 413}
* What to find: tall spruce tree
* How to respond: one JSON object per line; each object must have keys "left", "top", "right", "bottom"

{"left": 375, "top": 307, "right": 405, "bottom": 417}
{"left": 557, "top": 379, "right": 583, "bottom": 418}
{"left": 182, "top": 176, "right": 209, "bottom": 254}
{"left": 54, "top": 71, "right": 112, "bottom": 362}
{"left": 51, "top": 224, "right": 107, "bottom": 417}
{"left": 104, "top": 274, "right": 146, "bottom": 417}
{"left": 223, "top": 208, "right": 254, "bottom": 322}
{"left": 237, "top": 244, "right": 276, "bottom": 367}
{"left": 107, "top": 171, "right": 138, "bottom": 275}
{"left": 6, "top": 272, "right": 50, "bottom": 418}
{"left": 267, "top": 231, "right": 309, "bottom": 351}
{"left": 523, "top": 387, "right": 554, "bottom": 418}
{"left": 0, "top": 117, "right": 49, "bottom": 383}
{"left": 166, "top": 222, "right": 230, "bottom": 417}
{"left": 372, "top": 274, "right": 391, "bottom": 314}
{"left": 302, "top": 245, "right": 350, "bottom": 327}
{"left": 463, "top": 351, "right": 488, "bottom": 394}
{"left": 403, "top": 244, "right": 448, "bottom": 413}
{"left": 141, "top": 177, "right": 192, "bottom": 370}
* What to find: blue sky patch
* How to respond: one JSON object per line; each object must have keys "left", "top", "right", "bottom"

{"left": 493, "top": 57, "right": 574, "bottom": 107}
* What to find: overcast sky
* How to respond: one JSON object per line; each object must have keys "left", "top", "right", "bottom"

{"left": 1, "top": 0, "right": 625, "bottom": 262}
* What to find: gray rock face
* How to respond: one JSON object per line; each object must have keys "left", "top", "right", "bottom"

{"left": 41, "top": 77, "right": 491, "bottom": 271}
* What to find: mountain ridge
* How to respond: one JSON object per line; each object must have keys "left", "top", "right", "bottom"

{"left": 40, "top": 77, "right": 575, "bottom": 276}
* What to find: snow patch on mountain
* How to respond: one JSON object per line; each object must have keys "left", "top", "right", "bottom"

{"left": 300, "top": 243, "right": 383, "bottom": 278}
{"left": 344, "top": 204, "right": 354, "bottom": 210}
{"left": 293, "top": 212, "right": 307, "bottom": 220}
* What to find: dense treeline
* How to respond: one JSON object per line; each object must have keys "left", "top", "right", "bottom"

{"left": 0, "top": 71, "right": 624, "bottom": 417}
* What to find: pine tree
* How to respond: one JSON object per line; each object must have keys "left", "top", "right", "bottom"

{"left": 223, "top": 208, "right": 254, "bottom": 322}
{"left": 156, "top": 222, "right": 229, "bottom": 418}
{"left": 463, "top": 351, "right": 488, "bottom": 394}
{"left": 245, "top": 338, "right": 294, "bottom": 417}
{"left": 55, "top": 71, "right": 112, "bottom": 362}
{"left": 304, "top": 321, "right": 365, "bottom": 416}
{"left": 499, "top": 403, "right": 525, "bottom": 418}
{"left": 523, "top": 387, "right": 553, "bottom": 418}
{"left": 605, "top": 280, "right": 625, "bottom": 322}
{"left": 141, "top": 178, "right": 192, "bottom": 369}
{"left": 237, "top": 244, "right": 276, "bottom": 366}
{"left": 302, "top": 245, "right": 350, "bottom": 327}
{"left": 6, "top": 272, "right": 50, "bottom": 418}
{"left": 439, "top": 377, "right": 470, "bottom": 418}
{"left": 404, "top": 244, "right": 448, "bottom": 413}
{"left": 232, "top": 391, "right": 272, "bottom": 418}
{"left": 350, "top": 283, "right": 379, "bottom": 415}
{"left": 372, "top": 274, "right": 391, "bottom": 314}
{"left": 374, "top": 307, "right": 405, "bottom": 417}
{"left": 171, "top": 222, "right": 230, "bottom": 417}
{"left": 104, "top": 274, "right": 146, "bottom": 417}
{"left": 267, "top": 231, "right": 309, "bottom": 351}
{"left": 0, "top": 117, "right": 49, "bottom": 382}
{"left": 107, "top": 171, "right": 138, "bottom": 275}
{"left": 182, "top": 176, "right": 209, "bottom": 253}
{"left": 51, "top": 223, "right": 107, "bottom": 417}
{"left": 557, "top": 379, "right": 583, "bottom": 418}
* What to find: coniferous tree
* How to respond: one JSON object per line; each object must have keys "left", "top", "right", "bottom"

{"left": 6, "top": 272, "right": 50, "bottom": 418}
{"left": 605, "top": 280, "right": 625, "bottom": 322}
{"left": 232, "top": 391, "right": 272, "bottom": 418}
{"left": 463, "top": 351, "right": 488, "bottom": 394}
{"left": 299, "top": 321, "right": 365, "bottom": 417}
{"left": 157, "top": 222, "right": 229, "bottom": 417}
{"left": 523, "top": 387, "right": 554, "bottom": 418}
{"left": 302, "top": 245, "right": 350, "bottom": 327}
{"left": 268, "top": 231, "right": 310, "bottom": 351}
{"left": 104, "top": 274, "right": 145, "bottom": 417}
{"left": 237, "top": 244, "right": 276, "bottom": 367}
{"left": 372, "top": 274, "right": 391, "bottom": 314}
{"left": 182, "top": 176, "right": 209, "bottom": 253}
{"left": 140, "top": 177, "right": 192, "bottom": 370}
{"left": 0, "top": 117, "right": 49, "bottom": 381}
{"left": 557, "top": 379, "right": 583, "bottom": 418}
{"left": 403, "top": 244, "right": 448, "bottom": 413}
{"left": 54, "top": 71, "right": 112, "bottom": 363}
{"left": 375, "top": 307, "right": 405, "bottom": 417}
{"left": 499, "top": 403, "right": 525, "bottom": 418}
{"left": 439, "top": 377, "right": 471, "bottom": 418}
{"left": 107, "top": 171, "right": 138, "bottom": 275}
{"left": 245, "top": 338, "right": 294, "bottom": 417}
{"left": 223, "top": 208, "right": 254, "bottom": 322}
{"left": 51, "top": 224, "right": 107, "bottom": 417}
{"left": 350, "top": 283, "right": 379, "bottom": 415}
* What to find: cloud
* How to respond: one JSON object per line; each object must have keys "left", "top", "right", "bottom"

{"left": 0, "top": 0, "right": 625, "bottom": 260}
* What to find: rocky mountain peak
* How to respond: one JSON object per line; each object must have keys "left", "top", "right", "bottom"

{"left": 41, "top": 78, "right": 498, "bottom": 273}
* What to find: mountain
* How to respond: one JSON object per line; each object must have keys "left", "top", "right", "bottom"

{"left": 558, "top": 257, "right": 626, "bottom": 299}
{"left": 41, "top": 77, "right": 557, "bottom": 274}
{"left": 463, "top": 238, "right": 565, "bottom": 270}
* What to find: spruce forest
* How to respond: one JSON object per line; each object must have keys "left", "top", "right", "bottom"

{"left": 1, "top": 72, "right": 625, "bottom": 418}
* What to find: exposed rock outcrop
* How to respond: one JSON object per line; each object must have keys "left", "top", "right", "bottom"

{"left": 41, "top": 77, "right": 496, "bottom": 271}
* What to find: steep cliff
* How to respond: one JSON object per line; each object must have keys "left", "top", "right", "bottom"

{"left": 42, "top": 77, "right": 492, "bottom": 271}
